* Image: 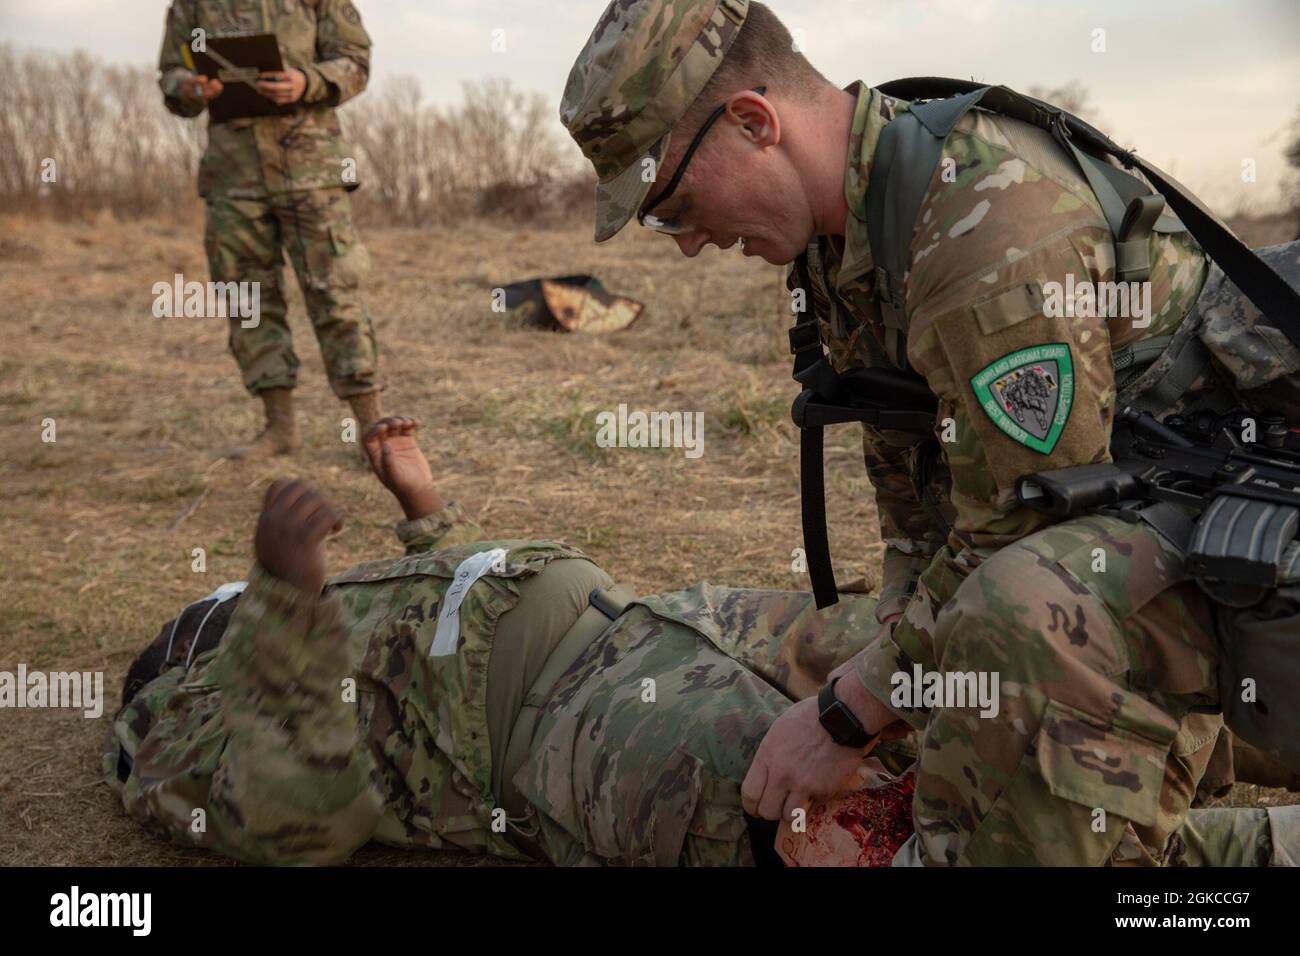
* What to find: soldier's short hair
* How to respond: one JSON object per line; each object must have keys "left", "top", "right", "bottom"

{"left": 678, "top": 2, "right": 829, "bottom": 137}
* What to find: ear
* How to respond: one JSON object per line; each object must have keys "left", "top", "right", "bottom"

{"left": 724, "top": 90, "right": 780, "bottom": 148}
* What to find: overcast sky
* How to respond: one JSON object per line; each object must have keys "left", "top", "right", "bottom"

{"left": 2, "top": 0, "right": 1297, "bottom": 210}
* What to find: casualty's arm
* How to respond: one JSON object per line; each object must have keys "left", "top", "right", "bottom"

{"left": 209, "top": 565, "right": 384, "bottom": 863}
{"left": 362, "top": 417, "right": 488, "bottom": 554}
{"left": 125, "top": 483, "right": 382, "bottom": 863}
{"left": 396, "top": 502, "right": 488, "bottom": 555}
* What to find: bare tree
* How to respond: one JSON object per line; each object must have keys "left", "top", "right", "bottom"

{"left": 0, "top": 44, "right": 200, "bottom": 218}
{"left": 1, "top": 47, "right": 591, "bottom": 226}
{"left": 1285, "top": 105, "right": 1300, "bottom": 239}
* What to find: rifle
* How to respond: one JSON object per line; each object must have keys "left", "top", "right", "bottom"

{"left": 1017, "top": 407, "right": 1300, "bottom": 606}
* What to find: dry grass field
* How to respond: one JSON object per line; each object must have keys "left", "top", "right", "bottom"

{"left": 0, "top": 209, "right": 884, "bottom": 865}
{"left": 1, "top": 209, "right": 1294, "bottom": 866}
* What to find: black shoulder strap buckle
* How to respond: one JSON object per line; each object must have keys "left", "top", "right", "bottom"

{"left": 788, "top": 322, "right": 822, "bottom": 355}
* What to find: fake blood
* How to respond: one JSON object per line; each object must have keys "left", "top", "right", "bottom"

{"left": 779, "top": 772, "right": 916, "bottom": 867}
{"left": 828, "top": 773, "right": 916, "bottom": 866}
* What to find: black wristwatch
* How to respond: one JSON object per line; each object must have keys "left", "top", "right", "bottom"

{"left": 817, "top": 677, "right": 873, "bottom": 748}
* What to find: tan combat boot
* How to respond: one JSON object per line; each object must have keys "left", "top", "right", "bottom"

{"left": 225, "top": 387, "right": 302, "bottom": 460}
{"left": 346, "top": 390, "right": 384, "bottom": 460}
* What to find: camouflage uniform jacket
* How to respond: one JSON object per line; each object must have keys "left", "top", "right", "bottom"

{"left": 107, "top": 504, "right": 886, "bottom": 865}
{"left": 788, "top": 83, "right": 1209, "bottom": 700}
{"left": 158, "top": 0, "right": 369, "bottom": 197}
{"left": 107, "top": 504, "right": 590, "bottom": 864}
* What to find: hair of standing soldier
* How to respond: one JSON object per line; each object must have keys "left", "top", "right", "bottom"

{"left": 676, "top": 2, "right": 829, "bottom": 138}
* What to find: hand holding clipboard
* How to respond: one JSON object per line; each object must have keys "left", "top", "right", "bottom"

{"left": 187, "top": 34, "right": 302, "bottom": 123}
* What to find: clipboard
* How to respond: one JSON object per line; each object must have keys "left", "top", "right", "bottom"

{"left": 191, "top": 33, "right": 288, "bottom": 123}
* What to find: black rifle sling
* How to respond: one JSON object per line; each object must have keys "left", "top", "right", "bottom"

{"left": 789, "top": 254, "right": 937, "bottom": 608}
{"left": 790, "top": 253, "right": 841, "bottom": 608}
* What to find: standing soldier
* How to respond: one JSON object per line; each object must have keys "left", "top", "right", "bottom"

{"left": 560, "top": 0, "right": 1300, "bottom": 865}
{"left": 158, "top": 0, "right": 384, "bottom": 459}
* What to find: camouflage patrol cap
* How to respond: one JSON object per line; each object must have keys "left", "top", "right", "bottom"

{"left": 561, "top": 0, "right": 750, "bottom": 242}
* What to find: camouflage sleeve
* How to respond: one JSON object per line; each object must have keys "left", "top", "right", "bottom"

{"left": 900, "top": 112, "right": 1180, "bottom": 554}
{"left": 117, "top": 566, "right": 384, "bottom": 864}
{"left": 861, "top": 427, "right": 945, "bottom": 621}
{"left": 300, "top": 0, "right": 371, "bottom": 107}
{"left": 908, "top": 242, "right": 1115, "bottom": 550}
{"left": 852, "top": 222, "right": 1118, "bottom": 727}
{"left": 851, "top": 113, "right": 1212, "bottom": 725}
{"left": 158, "top": 1, "right": 204, "bottom": 118}
{"left": 850, "top": 141, "right": 1124, "bottom": 721}
{"left": 395, "top": 501, "right": 487, "bottom": 555}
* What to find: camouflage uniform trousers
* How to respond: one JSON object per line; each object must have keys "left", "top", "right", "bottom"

{"left": 870, "top": 512, "right": 1300, "bottom": 867}
{"left": 204, "top": 186, "right": 381, "bottom": 399}
{"left": 515, "top": 583, "right": 885, "bottom": 865}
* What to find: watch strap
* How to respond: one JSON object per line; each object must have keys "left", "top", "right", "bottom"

{"left": 818, "top": 676, "right": 875, "bottom": 749}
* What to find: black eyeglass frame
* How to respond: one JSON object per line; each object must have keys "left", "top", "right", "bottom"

{"left": 637, "top": 85, "right": 767, "bottom": 234}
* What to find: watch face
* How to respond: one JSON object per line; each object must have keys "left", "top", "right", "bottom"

{"left": 821, "top": 702, "right": 851, "bottom": 743}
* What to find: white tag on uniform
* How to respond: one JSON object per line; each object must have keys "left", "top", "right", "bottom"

{"left": 429, "top": 548, "right": 509, "bottom": 657}
{"left": 205, "top": 581, "right": 248, "bottom": 603}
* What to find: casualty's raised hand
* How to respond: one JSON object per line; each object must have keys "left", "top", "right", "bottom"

{"left": 254, "top": 479, "right": 344, "bottom": 594}
{"left": 362, "top": 416, "right": 444, "bottom": 520}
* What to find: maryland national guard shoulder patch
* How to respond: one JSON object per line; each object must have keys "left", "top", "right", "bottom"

{"left": 970, "top": 343, "right": 1074, "bottom": 454}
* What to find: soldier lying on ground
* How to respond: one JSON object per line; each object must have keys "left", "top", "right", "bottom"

{"left": 105, "top": 418, "right": 1299, "bottom": 866}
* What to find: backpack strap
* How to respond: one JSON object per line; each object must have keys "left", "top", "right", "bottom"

{"left": 865, "top": 95, "right": 971, "bottom": 359}
{"left": 873, "top": 77, "right": 1300, "bottom": 350}
{"left": 868, "top": 82, "right": 1178, "bottom": 339}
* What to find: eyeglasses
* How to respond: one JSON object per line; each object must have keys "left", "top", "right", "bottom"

{"left": 637, "top": 86, "right": 767, "bottom": 235}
